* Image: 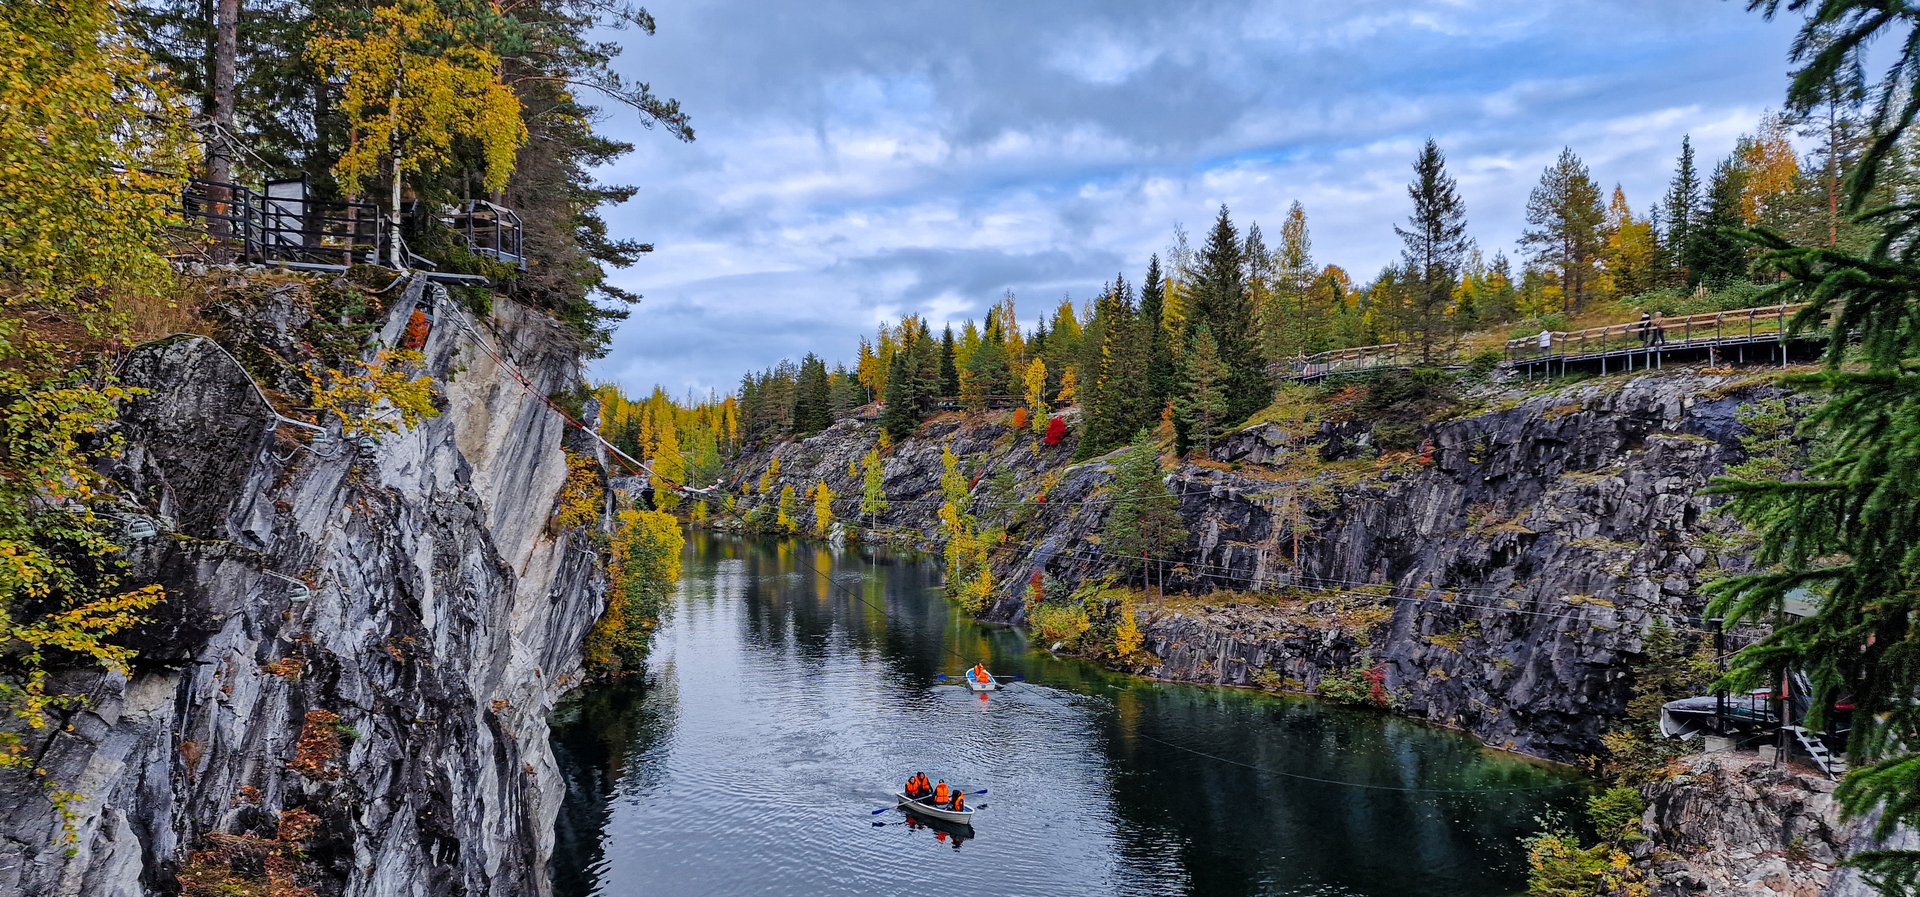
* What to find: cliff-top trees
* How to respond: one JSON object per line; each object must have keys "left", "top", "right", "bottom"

{"left": 1187, "top": 207, "right": 1268, "bottom": 428}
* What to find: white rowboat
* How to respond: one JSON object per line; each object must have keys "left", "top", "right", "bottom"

{"left": 895, "top": 791, "right": 975, "bottom": 825}
{"left": 964, "top": 669, "right": 999, "bottom": 692}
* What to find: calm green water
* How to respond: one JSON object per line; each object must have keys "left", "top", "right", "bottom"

{"left": 549, "top": 532, "right": 1586, "bottom": 897}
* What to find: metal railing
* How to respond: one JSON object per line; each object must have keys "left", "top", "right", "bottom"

{"left": 171, "top": 177, "right": 383, "bottom": 267}
{"left": 1505, "top": 303, "right": 1816, "bottom": 363}
{"left": 441, "top": 200, "right": 524, "bottom": 269}
{"left": 171, "top": 178, "right": 528, "bottom": 271}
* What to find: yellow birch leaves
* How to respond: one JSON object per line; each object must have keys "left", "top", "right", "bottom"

{"left": 0, "top": 0, "right": 191, "bottom": 297}
{"left": 308, "top": 0, "right": 526, "bottom": 197}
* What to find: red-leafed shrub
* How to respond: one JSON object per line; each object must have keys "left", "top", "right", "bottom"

{"left": 1044, "top": 416, "right": 1066, "bottom": 445}
{"left": 402, "top": 309, "right": 431, "bottom": 349}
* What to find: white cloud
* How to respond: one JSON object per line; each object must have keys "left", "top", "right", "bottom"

{"left": 585, "top": 0, "right": 1801, "bottom": 394}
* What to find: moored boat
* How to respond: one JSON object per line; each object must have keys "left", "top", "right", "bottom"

{"left": 895, "top": 791, "right": 975, "bottom": 825}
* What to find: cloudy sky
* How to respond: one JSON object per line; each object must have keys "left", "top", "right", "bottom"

{"left": 586, "top": 0, "right": 1803, "bottom": 397}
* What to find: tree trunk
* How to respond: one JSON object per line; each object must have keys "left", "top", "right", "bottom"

{"left": 389, "top": 74, "right": 405, "bottom": 270}
{"left": 208, "top": 0, "right": 240, "bottom": 184}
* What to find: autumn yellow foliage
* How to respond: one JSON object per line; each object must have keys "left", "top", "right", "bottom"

{"left": 308, "top": 349, "right": 440, "bottom": 437}
{"left": 308, "top": 0, "right": 526, "bottom": 198}
{"left": 584, "top": 509, "right": 683, "bottom": 674}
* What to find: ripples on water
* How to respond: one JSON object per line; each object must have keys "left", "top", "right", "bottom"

{"left": 550, "top": 533, "right": 1586, "bottom": 897}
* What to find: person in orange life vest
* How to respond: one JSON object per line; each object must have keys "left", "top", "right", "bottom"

{"left": 933, "top": 780, "right": 949, "bottom": 806}
{"left": 949, "top": 790, "right": 966, "bottom": 811}
{"left": 914, "top": 773, "right": 930, "bottom": 798}
{"left": 904, "top": 775, "right": 917, "bottom": 797}
{"left": 971, "top": 663, "right": 988, "bottom": 683}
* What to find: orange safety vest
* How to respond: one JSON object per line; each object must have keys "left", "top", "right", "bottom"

{"left": 951, "top": 792, "right": 966, "bottom": 811}
{"left": 973, "top": 665, "right": 986, "bottom": 680}
{"left": 934, "top": 782, "right": 949, "bottom": 804}
{"left": 916, "top": 775, "right": 929, "bottom": 795}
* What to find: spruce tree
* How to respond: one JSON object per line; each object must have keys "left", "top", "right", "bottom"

{"left": 1187, "top": 206, "right": 1267, "bottom": 427}
{"left": 1393, "top": 139, "right": 1471, "bottom": 363}
{"left": 1139, "top": 255, "right": 1178, "bottom": 424}
{"left": 790, "top": 353, "right": 832, "bottom": 436}
{"left": 1688, "top": 157, "right": 1750, "bottom": 284}
{"left": 939, "top": 326, "right": 960, "bottom": 397}
{"left": 880, "top": 334, "right": 920, "bottom": 440}
{"left": 1709, "top": 7, "right": 1920, "bottom": 893}
{"left": 1176, "top": 323, "right": 1230, "bottom": 455}
{"left": 1663, "top": 136, "right": 1701, "bottom": 280}
{"left": 1105, "top": 428, "right": 1186, "bottom": 595}
{"left": 1078, "top": 279, "right": 1149, "bottom": 459}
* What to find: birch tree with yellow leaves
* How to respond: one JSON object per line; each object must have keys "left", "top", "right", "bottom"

{"left": 308, "top": 0, "right": 526, "bottom": 266}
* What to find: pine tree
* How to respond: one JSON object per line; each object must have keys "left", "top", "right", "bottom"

{"left": 1519, "top": 147, "right": 1606, "bottom": 312}
{"left": 1176, "top": 324, "right": 1230, "bottom": 455}
{"left": 1393, "top": 139, "right": 1471, "bottom": 363}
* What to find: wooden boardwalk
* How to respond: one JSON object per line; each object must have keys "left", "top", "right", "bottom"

{"left": 1272, "top": 303, "right": 1829, "bottom": 383}
{"left": 1503, "top": 303, "right": 1824, "bottom": 377}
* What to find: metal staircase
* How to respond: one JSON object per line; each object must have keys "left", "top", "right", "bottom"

{"left": 1783, "top": 725, "right": 1846, "bottom": 778}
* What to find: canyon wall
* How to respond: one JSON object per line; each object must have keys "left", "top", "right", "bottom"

{"left": 732, "top": 371, "right": 1776, "bottom": 762}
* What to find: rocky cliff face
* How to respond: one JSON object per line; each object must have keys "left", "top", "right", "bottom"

{"left": 731, "top": 371, "right": 1776, "bottom": 763}
{"left": 0, "top": 275, "right": 607, "bottom": 897}
{"left": 1634, "top": 754, "right": 1848, "bottom": 897}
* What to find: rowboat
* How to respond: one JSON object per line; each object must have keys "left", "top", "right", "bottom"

{"left": 964, "top": 669, "right": 998, "bottom": 692}
{"left": 895, "top": 791, "right": 975, "bottom": 826}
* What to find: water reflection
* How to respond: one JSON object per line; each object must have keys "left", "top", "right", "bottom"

{"left": 550, "top": 532, "right": 1585, "bottom": 897}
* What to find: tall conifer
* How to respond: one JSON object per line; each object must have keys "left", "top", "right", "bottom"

{"left": 1139, "top": 255, "right": 1177, "bottom": 421}
{"left": 1393, "top": 139, "right": 1471, "bottom": 362}
{"left": 1186, "top": 206, "right": 1266, "bottom": 429}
